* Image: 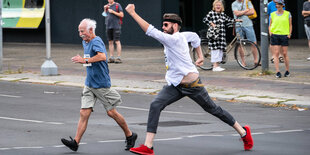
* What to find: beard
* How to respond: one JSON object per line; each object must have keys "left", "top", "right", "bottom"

{"left": 166, "top": 27, "right": 174, "bottom": 34}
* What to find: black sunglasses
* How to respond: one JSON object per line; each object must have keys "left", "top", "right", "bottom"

{"left": 163, "top": 23, "right": 169, "bottom": 27}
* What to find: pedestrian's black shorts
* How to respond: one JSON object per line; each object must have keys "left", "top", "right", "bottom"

{"left": 106, "top": 29, "right": 121, "bottom": 41}
{"left": 270, "top": 34, "right": 289, "bottom": 46}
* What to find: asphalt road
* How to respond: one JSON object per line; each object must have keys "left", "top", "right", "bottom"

{"left": 1, "top": 81, "right": 310, "bottom": 155}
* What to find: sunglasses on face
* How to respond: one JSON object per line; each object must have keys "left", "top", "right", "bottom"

{"left": 163, "top": 23, "right": 170, "bottom": 27}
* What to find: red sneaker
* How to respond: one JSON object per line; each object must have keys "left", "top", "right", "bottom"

{"left": 242, "top": 125, "right": 254, "bottom": 151}
{"left": 130, "top": 144, "right": 154, "bottom": 155}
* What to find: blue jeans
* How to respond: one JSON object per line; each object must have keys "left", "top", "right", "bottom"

{"left": 236, "top": 26, "right": 257, "bottom": 43}
{"left": 146, "top": 79, "right": 236, "bottom": 133}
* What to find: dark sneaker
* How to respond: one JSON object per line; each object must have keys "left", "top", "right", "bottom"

{"left": 279, "top": 57, "right": 284, "bottom": 63}
{"left": 108, "top": 57, "right": 115, "bottom": 63}
{"left": 276, "top": 72, "right": 281, "bottom": 78}
{"left": 61, "top": 136, "right": 78, "bottom": 152}
{"left": 284, "top": 71, "right": 290, "bottom": 77}
{"left": 130, "top": 144, "right": 154, "bottom": 155}
{"left": 270, "top": 58, "right": 274, "bottom": 63}
{"left": 125, "top": 132, "right": 138, "bottom": 150}
{"left": 242, "top": 125, "right": 254, "bottom": 151}
{"left": 115, "top": 58, "right": 122, "bottom": 63}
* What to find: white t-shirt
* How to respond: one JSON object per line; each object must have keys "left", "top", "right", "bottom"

{"left": 146, "top": 25, "right": 200, "bottom": 86}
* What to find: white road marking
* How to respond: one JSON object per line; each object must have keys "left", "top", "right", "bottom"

{"left": 0, "top": 129, "right": 307, "bottom": 151}
{"left": 13, "top": 146, "right": 44, "bottom": 149}
{"left": 269, "top": 129, "right": 303, "bottom": 133}
{"left": 119, "top": 106, "right": 205, "bottom": 115}
{"left": 0, "top": 116, "right": 64, "bottom": 125}
{"left": 187, "top": 134, "right": 223, "bottom": 138}
{"left": 155, "top": 137, "right": 183, "bottom": 141}
{"left": 52, "top": 145, "right": 65, "bottom": 148}
{"left": 98, "top": 140, "right": 124, "bottom": 143}
{"left": 0, "top": 94, "right": 21, "bottom": 98}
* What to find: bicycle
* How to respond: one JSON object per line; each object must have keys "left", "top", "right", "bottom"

{"left": 191, "top": 23, "right": 261, "bottom": 70}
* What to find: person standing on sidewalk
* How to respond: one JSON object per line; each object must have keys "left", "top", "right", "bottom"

{"left": 269, "top": 0, "right": 292, "bottom": 78}
{"left": 203, "top": 0, "right": 242, "bottom": 72}
{"left": 61, "top": 18, "right": 137, "bottom": 152}
{"left": 302, "top": 0, "right": 310, "bottom": 60}
{"left": 232, "top": 0, "right": 260, "bottom": 66}
{"left": 268, "top": 0, "right": 285, "bottom": 64}
{"left": 125, "top": 4, "right": 253, "bottom": 155}
{"left": 103, "top": 0, "right": 124, "bottom": 63}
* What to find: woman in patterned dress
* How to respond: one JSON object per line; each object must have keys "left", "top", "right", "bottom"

{"left": 203, "top": 0, "right": 241, "bottom": 71}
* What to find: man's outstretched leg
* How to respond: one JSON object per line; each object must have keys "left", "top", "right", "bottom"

{"left": 107, "top": 108, "right": 138, "bottom": 150}
{"left": 61, "top": 108, "right": 92, "bottom": 151}
{"left": 190, "top": 85, "right": 254, "bottom": 151}
{"left": 130, "top": 132, "right": 155, "bottom": 155}
{"left": 233, "top": 122, "right": 254, "bottom": 150}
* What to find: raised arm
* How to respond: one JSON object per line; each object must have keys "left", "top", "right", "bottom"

{"left": 126, "top": 4, "right": 150, "bottom": 32}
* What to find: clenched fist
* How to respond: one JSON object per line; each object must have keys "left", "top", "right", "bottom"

{"left": 125, "top": 4, "right": 135, "bottom": 15}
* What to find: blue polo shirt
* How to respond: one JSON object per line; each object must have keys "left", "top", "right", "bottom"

{"left": 82, "top": 36, "right": 111, "bottom": 88}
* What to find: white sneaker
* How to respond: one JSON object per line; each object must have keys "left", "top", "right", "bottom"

{"left": 212, "top": 66, "right": 225, "bottom": 72}
{"left": 307, "top": 57, "right": 310, "bottom": 61}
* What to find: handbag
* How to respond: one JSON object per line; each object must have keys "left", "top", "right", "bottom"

{"left": 207, "top": 25, "right": 220, "bottom": 40}
{"left": 246, "top": 0, "right": 257, "bottom": 20}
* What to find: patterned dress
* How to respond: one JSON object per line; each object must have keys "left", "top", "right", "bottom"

{"left": 203, "top": 10, "right": 235, "bottom": 51}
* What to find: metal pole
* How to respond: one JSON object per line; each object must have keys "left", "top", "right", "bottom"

{"left": 45, "top": 0, "right": 51, "bottom": 59}
{"left": 260, "top": 0, "right": 269, "bottom": 72}
{"left": 0, "top": 0, "right": 3, "bottom": 73}
{"left": 41, "top": 0, "right": 58, "bottom": 76}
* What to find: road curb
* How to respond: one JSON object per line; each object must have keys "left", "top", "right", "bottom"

{"left": 0, "top": 74, "right": 309, "bottom": 109}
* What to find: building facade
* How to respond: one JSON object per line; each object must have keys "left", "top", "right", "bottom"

{"left": 3, "top": 0, "right": 308, "bottom": 46}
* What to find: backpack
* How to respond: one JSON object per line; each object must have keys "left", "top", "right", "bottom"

{"left": 115, "top": 3, "right": 123, "bottom": 25}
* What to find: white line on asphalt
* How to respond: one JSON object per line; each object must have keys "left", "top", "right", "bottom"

{"left": 269, "top": 129, "right": 304, "bottom": 133}
{"left": 187, "top": 134, "right": 223, "bottom": 138}
{"left": 12, "top": 146, "right": 44, "bottom": 149}
{"left": 98, "top": 140, "right": 124, "bottom": 143}
{"left": 119, "top": 106, "right": 205, "bottom": 115}
{"left": 52, "top": 145, "right": 65, "bottom": 148}
{"left": 0, "top": 129, "right": 306, "bottom": 151}
{"left": 0, "top": 94, "right": 21, "bottom": 98}
{"left": 154, "top": 137, "right": 183, "bottom": 141}
{"left": 0, "top": 116, "right": 64, "bottom": 125}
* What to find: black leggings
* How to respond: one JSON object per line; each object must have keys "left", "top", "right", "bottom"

{"left": 147, "top": 84, "right": 236, "bottom": 133}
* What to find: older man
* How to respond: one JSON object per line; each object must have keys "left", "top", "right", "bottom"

{"left": 126, "top": 4, "right": 254, "bottom": 155}
{"left": 61, "top": 18, "right": 137, "bottom": 152}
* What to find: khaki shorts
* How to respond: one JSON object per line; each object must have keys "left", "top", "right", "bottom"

{"left": 81, "top": 86, "right": 122, "bottom": 111}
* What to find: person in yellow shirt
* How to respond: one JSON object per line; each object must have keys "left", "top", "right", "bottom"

{"left": 269, "top": 0, "right": 292, "bottom": 78}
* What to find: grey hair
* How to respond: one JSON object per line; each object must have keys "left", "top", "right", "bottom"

{"left": 80, "top": 18, "right": 97, "bottom": 34}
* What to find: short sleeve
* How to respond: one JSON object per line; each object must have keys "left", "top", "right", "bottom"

{"left": 92, "top": 40, "right": 106, "bottom": 53}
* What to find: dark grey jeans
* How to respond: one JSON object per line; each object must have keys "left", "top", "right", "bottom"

{"left": 147, "top": 82, "right": 236, "bottom": 133}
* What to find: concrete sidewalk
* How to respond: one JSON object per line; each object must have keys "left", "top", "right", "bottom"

{"left": 1, "top": 40, "right": 310, "bottom": 110}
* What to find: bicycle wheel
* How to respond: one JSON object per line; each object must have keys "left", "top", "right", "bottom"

{"left": 234, "top": 40, "right": 261, "bottom": 70}
{"left": 192, "top": 40, "right": 213, "bottom": 70}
